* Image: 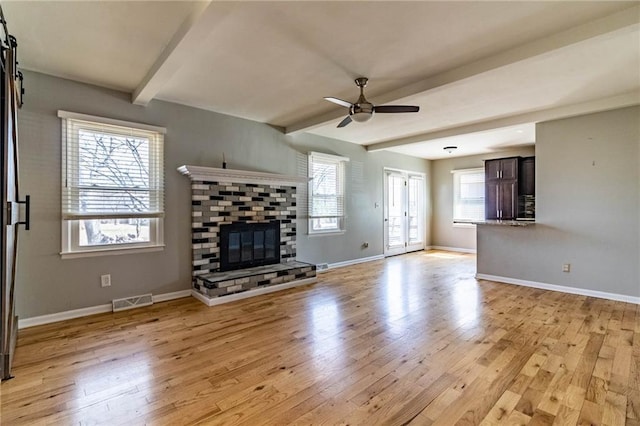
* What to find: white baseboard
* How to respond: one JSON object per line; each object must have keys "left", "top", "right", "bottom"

{"left": 18, "top": 289, "right": 192, "bottom": 329}
{"left": 327, "top": 254, "right": 385, "bottom": 270}
{"left": 19, "top": 304, "right": 112, "bottom": 329}
{"left": 430, "top": 245, "right": 477, "bottom": 254}
{"left": 192, "top": 277, "right": 317, "bottom": 307}
{"left": 476, "top": 273, "right": 640, "bottom": 305}
{"left": 152, "top": 290, "right": 192, "bottom": 303}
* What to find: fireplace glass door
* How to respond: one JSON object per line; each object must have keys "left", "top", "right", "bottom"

{"left": 221, "top": 221, "right": 280, "bottom": 271}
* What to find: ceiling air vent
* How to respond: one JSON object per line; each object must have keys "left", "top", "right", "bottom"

{"left": 112, "top": 294, "right": 153, "bottom": 312}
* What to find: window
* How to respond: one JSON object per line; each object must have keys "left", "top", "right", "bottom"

{"left": 59, "top": 111, "right": 165, "bottom": 257}
{"left": 453, "top": 168, "right": 484, "bottom": 223}
{"left": 308, "top": 152, "right": 349, "bottom": 234}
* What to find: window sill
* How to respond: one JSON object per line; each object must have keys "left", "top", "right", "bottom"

{"left": 61, "top": 244, "right": 165, "bottom": 259}
{"left": 308, "top": 230, "right": 346, "bottom": 237}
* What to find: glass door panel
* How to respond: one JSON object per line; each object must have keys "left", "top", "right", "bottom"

{"left": 407, "top": 175, "right": 424, "bottom": 250}
{"left": 386, "top": 173, "right": 406, "bottom": 255}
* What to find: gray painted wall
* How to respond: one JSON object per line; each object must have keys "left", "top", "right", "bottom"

{"left": 16, "top": 71, "right": 430, "bottom": 318}
{"left": 430, "top": 147, "right": 535, "bottom": 251}
{"left": 477, "top": 106, "right": 640, "bottom": 298}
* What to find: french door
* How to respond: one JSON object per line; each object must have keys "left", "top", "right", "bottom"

{"left": 384, "top": 169, "right": 425, "bottom": 256}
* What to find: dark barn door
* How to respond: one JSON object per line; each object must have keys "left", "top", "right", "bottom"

{"left": 1, "top": 12, "right": 27, "bottom": 381}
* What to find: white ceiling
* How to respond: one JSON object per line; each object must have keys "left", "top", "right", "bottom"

{"left": 387, "top": 123, "right": 536, "bottom": 160}
{"left": 4, "top": 1, "right": 639, "bottom": 159}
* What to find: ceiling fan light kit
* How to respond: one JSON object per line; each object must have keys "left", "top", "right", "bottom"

{"left": 350, "top": 110, "right": 373, "bottom": 123}
{"left": 325, "top": 77, "right": 420, "bottom": 128}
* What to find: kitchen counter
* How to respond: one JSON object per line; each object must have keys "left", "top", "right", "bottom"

{"left": 472, "top": 219, "right": 535, "bottom": 227}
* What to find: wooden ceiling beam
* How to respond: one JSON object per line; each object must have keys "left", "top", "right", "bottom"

{"left": 132, "top": 1, "right": 219, "bottom": 106}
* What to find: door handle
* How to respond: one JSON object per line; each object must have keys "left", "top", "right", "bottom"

{"left": 17, "top": 195, "right": 30, "bottom": 230}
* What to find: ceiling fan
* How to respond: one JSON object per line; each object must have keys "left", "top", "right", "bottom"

{"left": 324, "top": 77, "right": 420, "bottom": 128}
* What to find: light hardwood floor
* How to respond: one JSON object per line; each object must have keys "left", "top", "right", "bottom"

{"left": 1, "top": 251, "right": 638, "bottom": 425}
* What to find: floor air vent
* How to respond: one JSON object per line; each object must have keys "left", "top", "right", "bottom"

{"left": 316, "top": 263, "right": 329, "bottom": 272}
{"left": 112, "top": 294, "right": 153, "bottom": 312}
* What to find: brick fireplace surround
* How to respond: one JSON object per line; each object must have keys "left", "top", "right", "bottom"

{"left": 179, "top": 165, "right": 317, "bottom": 306}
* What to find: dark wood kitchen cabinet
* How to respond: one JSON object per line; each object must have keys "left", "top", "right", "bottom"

{"left": 519, "top": 156, "right": 535, "bottom": 196}
{"left": 486, "top": 157, "right": 518, "bottom": 181}
{"left": 485, "top": 157, "right": 519, "bottom": 220}
{"left": 486, "top": 180, "right": 518, "bottom": 220}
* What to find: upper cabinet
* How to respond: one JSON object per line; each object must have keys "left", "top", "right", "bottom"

{"left": 485, "top": 156, "right": 535, "bottom": 220}
{"left": 486, "top": 157, "right": 518, "bottom": 181}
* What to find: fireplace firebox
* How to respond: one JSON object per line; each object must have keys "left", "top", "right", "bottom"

{"left": 219, "top": 221, "right": 281, "bottom": 271}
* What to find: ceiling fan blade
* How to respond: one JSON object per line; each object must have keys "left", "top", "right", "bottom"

{"left": 374, "top": 105, "right": 420, "bottom": 113}
{"left": 324, "top": 97, "right": 352, "bottom": 108}
{"left": 337, "top": 116, "right": 352, "bottom": 128}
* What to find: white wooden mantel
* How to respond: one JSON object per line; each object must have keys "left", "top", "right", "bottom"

{"left": 178, "top": 165, "right": 308, "bottom": 186}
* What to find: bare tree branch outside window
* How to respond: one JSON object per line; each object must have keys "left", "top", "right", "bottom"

{"left": 77, "top": 130, "right": 151, "bottom": 245}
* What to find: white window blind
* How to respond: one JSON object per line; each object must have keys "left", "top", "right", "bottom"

{"left": 453, "top": 168, "right": 485, "bottom": 222}
{"left": 308, "top": 152, "right": 349, "bottom": 234}
{"left": 59, "top": 111, "right": 165, "bottom": 255}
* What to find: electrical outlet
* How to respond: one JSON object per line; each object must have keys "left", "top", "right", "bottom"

{"left": 101, "top": 274, "right": 111, "bottom": 287}
{"left": 562, "top": 264, "right": 571, "bottom": 273}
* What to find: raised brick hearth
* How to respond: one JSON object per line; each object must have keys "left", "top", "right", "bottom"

{"left": 194, "top": 261, "right": 316, "bottom": 298}
{"left": 179, "top": 165, "right": 316, "bottom": 304}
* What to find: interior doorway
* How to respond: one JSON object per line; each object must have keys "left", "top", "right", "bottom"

{"left": 383, "top": 169, "right": 425, "bottom": 256}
